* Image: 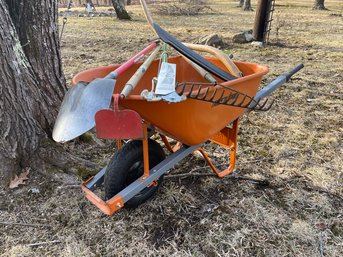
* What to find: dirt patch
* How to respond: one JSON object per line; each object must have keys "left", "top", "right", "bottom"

{"left": 1, "top": 0, "right": 343, "bottom": 256}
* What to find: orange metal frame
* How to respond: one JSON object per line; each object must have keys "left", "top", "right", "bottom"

{"left": 81, "top": 118, "right": 239, "bottom": 215}
{"left": 158, "top": 119, "right": 239, "bottom": 177}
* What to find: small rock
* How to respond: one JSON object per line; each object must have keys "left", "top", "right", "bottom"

{"left": 78, "top": 14, "right": 85, "bottom": 17}
{"left": 198, "top": 34, "right": 226, "bottom": 48}
{"left": 251, "top": 41, "right": 264, "bottom": 47}
{"left": 200, "top": 204, "right": 219, "bottom": 213}
{"left": 28, "top": 187, "right": 40, "bottom": 194}
{"left": 233, "top": 30, "right": 253, "bottom": 43}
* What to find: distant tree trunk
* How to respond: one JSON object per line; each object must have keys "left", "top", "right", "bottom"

{"left": 313, "top": 0, "right": 327, "bottom": 10}
{"left": 238, "top": 0, "right": 244, "bottom": 8}
{"left": 243, "top": 0, "right": 253, "bottom": 11}
{"left": 111, "top": 0, "right": 131, "bottom": 19}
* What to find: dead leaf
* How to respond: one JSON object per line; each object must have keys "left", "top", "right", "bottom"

{"left": 9, "top": 168, "right": 30, "bottom": 189}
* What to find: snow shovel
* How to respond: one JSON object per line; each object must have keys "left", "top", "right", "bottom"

{"left": 52, "top": 42, "right": 158, "bottom": 143}
{"left": 139, "top": 0, "right": 237, "bottom": 81}
{"left": 95, "top": 45, "right": 162, "bottom": 140}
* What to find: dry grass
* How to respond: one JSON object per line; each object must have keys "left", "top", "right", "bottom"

{"left": 1, "top": 0, "right": 343, "bottom": 256}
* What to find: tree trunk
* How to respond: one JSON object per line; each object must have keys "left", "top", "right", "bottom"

{"left": 111, "top": 0, "right": 131, "bottom": 20}
{"left": 0, "top": 0, "right": 96, "bottom": 185}
{"left": 243, "top": 0, "right": 253, "bottom": 11}
{"left": 238, "top": 0, "right": 244, "bottom": 8}
{"left": 313, "top": 0, "right": 327, "bottom": 10}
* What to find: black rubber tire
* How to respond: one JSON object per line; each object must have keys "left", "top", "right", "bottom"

{"left": 104, "top": 139, "right": 165, "bottom": 208}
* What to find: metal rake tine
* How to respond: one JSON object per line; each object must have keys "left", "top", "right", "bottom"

{"left": 212, "top": 92, "right": 233, "bottom": 107}
{"left": 227, "top": 92, "right": 239, "bottom": 105}
{"left": 245, "top": 97, "right": 258, "bottom": 108}
{"left": 220, "top": 92, "right": 234, "bottom": 104}
{"left": 188, "top": 83, "right": 196, "bottom": 98}
{"left": 213, "top": 90, "right": 225, "bottom": 104}
{"left": 262, "top": 99, "right": 275, "bottom": 111}
{"left": 178, "top": 83, "right": 187, "bottom": 95}
{"left": 194, "top": 85, "right": 203, "bottom": 98}
{"left": 256, "top": 98, "right": 269, "bottom": 110}
{"left": 207, "top": 88, "right": 218, "bottom": 101}
{"left": 235, "top": 95, "right": 247, "bottom": 107}
{"left": 198, "top": 87, "right": 210, "bottom": 100}
{"left": 249, "top": 98, "right": 261, "bottom": 109}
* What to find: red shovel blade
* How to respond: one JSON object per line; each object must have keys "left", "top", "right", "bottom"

{"left": 95, "top": 109, "right": 144, "bottom": 139}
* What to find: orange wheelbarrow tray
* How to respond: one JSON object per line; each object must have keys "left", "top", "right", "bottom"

{"left": 75, "top": 56, "right": 303, "bottom": 215}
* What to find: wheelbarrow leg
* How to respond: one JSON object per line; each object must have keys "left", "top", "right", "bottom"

{"left": 200, "top": 118, "right": 239, "bottom": 177}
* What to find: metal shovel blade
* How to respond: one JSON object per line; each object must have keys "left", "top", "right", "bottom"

{"left": 52, "top": 78, "right": 116, "bottom": 142}
{"left": 95, "top": 109, "right": 143, "bottom": 139}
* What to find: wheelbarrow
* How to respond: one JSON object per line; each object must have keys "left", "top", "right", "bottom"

{"left": 71, "top": 54, "right": 303, "bottom": 215}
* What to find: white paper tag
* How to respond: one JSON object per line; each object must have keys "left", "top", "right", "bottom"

{"left": 155, "top": 62, "right": 176, "bottom": 95}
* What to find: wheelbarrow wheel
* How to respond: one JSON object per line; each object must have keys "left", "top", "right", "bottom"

{"left": 104, "top": 139, "right": 165, "bottom": 208}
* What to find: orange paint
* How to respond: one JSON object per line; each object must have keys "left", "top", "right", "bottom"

{"left": 72, "top": 56, "right": 268, "bottom": 146}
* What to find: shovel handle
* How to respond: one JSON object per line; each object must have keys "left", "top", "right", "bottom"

{"left": 121, "top": 45, "right": 162, "bottom": 98}
{"left": 105, "top": 41, "right": 158, "bottom": 80}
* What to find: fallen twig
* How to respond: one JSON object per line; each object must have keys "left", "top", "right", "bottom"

{"left": 26, "top": 240, "right": 61, "bottom": 247}
{"left": 319, "top": 231, "right": 325, "bottom": 257}
{"left": 165, "top": 171, "right": 270, "bottom": 186}
{"left": 230, "top": 175, "right": 270, "bottom": 186}
{"left": 56, "top": 184, "right": 80, "bottom": 189}
{"left": 165, "top": 172, "right": 214, "bottom": 179}
{"left": 0, "top": 221, "right": 52, "bottom": 228}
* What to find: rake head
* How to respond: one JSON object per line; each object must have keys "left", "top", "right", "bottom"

{"left": 176, "top": 82, "right": 273, "bottom": 111}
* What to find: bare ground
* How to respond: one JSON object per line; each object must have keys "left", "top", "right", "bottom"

{"left": 1, "top": 0, "right": 342, "bottom": 256}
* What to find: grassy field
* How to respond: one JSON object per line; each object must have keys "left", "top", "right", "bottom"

{"left": 1, "top": 0, "right": 342, "bottom": 256}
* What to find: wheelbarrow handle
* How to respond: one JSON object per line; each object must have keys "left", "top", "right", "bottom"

{"left": 254, "top": 64, "right": 304, "bottom": 101}
{"left": 285, "top": 64, "right": 304, "bottom": 81}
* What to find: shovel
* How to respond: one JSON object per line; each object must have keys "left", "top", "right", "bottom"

{"left": 52, "top": 41, "right": 158, "bottom": 143}
{"left": 95, "top": 45, "right": 162, "bottom": 140}
{"left": 139, "top": 0, "right": 237, "bottom": 81}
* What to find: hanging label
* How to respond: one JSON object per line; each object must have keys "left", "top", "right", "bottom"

{"left": 155, "top": 62, "right": 176, "bottom": 95}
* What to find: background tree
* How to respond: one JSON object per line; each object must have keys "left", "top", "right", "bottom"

{"left": 313, "top": 0, "right": 327, "bottom": 10}
{"left": 0, "top": 0, "right": 95, "bottom": 185}
{"left": 243, "top": 0, "right": 253, "bottom": 11}
{"left": 238, "top": 0, "right": 253, "bottom": 11}
{"left": 112, "top": 0, "right": 131, "bottom": 19}
{"left": 238, "top": 0, "right": 244, "bottom": 8}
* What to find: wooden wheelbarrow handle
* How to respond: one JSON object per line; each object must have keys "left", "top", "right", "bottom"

{"left": 183, "top": 43, "right": 243, "bottom": 78}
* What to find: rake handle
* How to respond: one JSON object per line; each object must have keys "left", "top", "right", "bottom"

{"left": 254, "top": 64, "right": 304, "bottom": 101}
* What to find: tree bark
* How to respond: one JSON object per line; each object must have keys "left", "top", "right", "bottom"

{"left": 5, "top": 0, "right": 66, "bottom": 130}
{"left": 0, "top": 0, "right": 96, "bottom": 185}
{"left": 111, "top": 0, "right": 131, "bottom": 20}
{"left": 313, "top": 0, "right": 328, "bottom": 10}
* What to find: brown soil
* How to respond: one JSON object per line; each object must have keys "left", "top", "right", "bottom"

{"left": 1, "top": 0, "right": 342, "bottom": 256}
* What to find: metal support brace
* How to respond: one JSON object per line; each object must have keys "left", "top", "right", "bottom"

{"left": 81, "top": 144, "right": 199, "bottom": 215}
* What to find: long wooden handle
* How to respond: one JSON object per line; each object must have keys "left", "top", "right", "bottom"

{"left": 140, "top": 0, "right": 156, "bottom": 35}
{"left": 121, "top": 45, "right": 161, "bottom": 98}
{"left": 182, "top": 56, "right": 217, "bottom": 83}
{"left": 184, "top": 43, "right": 242, "bottom": 77}
{"left": 139, "top": 0, "right": 242, "bottom": 78}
